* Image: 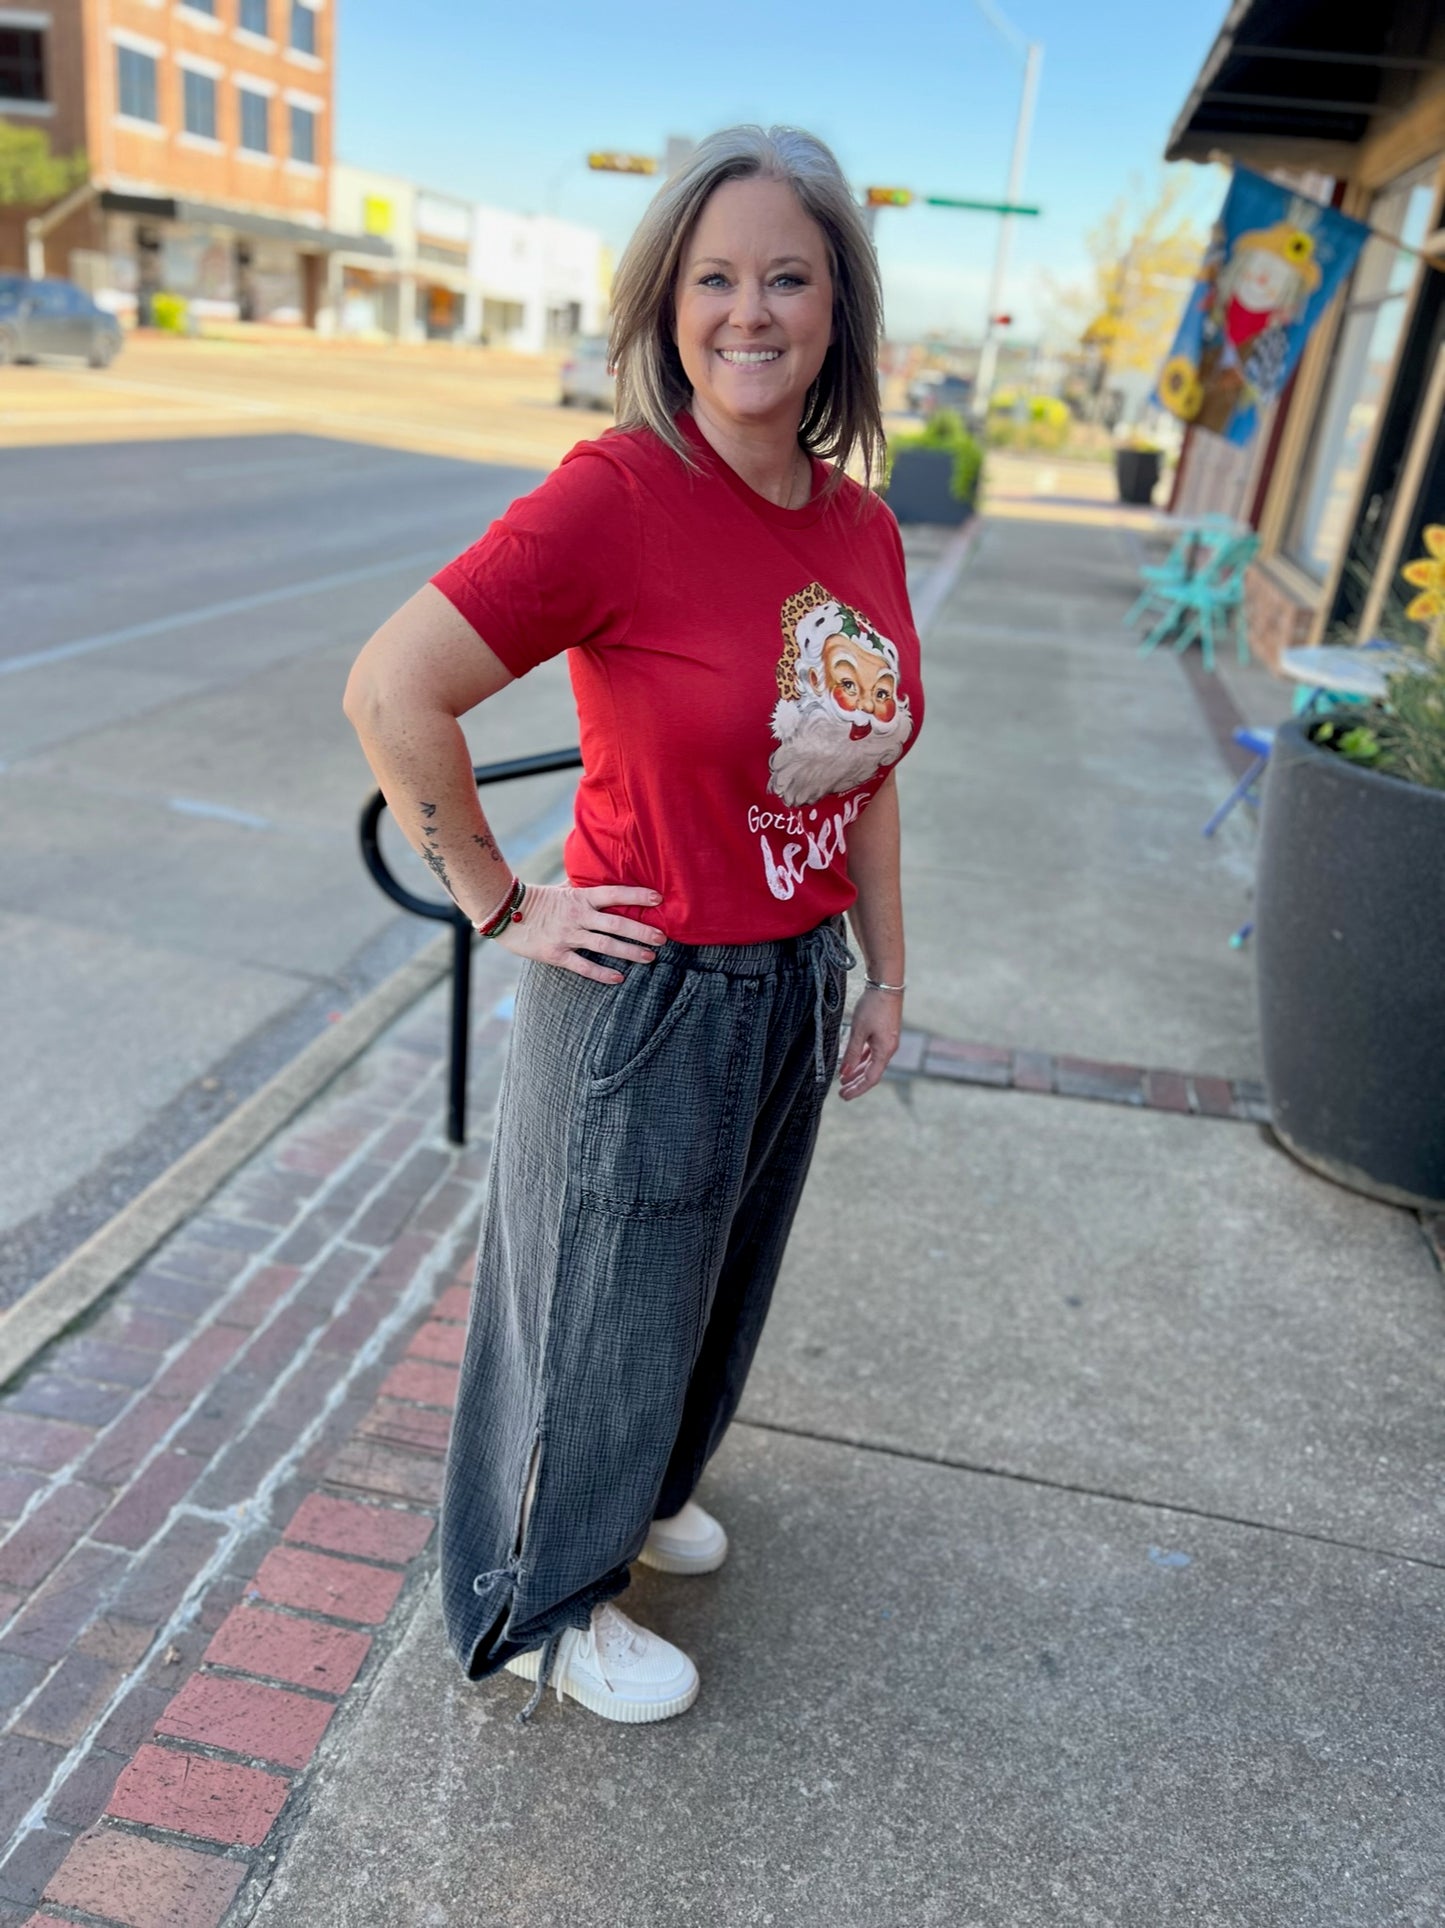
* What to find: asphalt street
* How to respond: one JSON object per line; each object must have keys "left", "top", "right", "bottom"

{"left": 0, "top": 433, "right": 582, "bottom": 1305}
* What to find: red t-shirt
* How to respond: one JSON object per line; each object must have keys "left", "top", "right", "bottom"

{"left": 430, "top": 409, "right": 924, "bottom": 945}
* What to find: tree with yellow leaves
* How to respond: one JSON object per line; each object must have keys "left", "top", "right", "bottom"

{"left": 1046, "top": 170, "right": 1211, "bottom": 415}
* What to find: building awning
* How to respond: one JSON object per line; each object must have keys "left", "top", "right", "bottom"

{"left": 99, "top": 190, "right": 394, "bottom": 257}
{"left": 1166, "top": 0, "right": 1443, "bottom": 168}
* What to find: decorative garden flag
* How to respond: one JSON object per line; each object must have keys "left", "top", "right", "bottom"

{"left": 1155, "top": 168, "right": 1370, "bottom": 447}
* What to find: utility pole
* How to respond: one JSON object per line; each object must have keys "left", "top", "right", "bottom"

{"left": 970, "top": 4, "right": 1042, "bottom": 427}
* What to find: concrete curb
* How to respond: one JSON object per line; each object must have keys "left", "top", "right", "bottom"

{"left": 0, "top": 832, "right": 564, "bottom": 1388}
{"left": 910, "top": 515, "right": 983, "bottom": 638}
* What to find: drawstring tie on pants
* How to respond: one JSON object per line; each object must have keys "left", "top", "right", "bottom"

{"left": 517, "top": 1625, "right": 566, "bottom": 1725}
{"left": 808, "top": 920, "right": 858, "bottom": 1085}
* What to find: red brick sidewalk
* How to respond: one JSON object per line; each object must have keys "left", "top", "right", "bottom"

{"left": 0, "top": 964, "right": 516, "bottom": 1926}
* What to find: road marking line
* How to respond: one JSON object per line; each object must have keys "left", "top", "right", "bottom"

{"left": 182, "top": 451, "right": 367, "bottom": 479}
{"left": 0, "top": 547, "right": 448, "bottom": 677}
{"left": 167, "top": 796, "right": 273, "bottom": 829}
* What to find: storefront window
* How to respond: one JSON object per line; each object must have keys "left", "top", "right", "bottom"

{"left": 1287, "top": 164, "right": 1439, "bottom": 581}
{"left": 1375, "top": 409, "right": 1445, "bottom": 639}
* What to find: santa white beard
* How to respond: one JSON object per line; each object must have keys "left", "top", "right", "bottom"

{"left": 767, "top": 695, "right": 913, "bottom": 807}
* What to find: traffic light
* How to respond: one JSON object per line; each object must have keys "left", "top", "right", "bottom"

{"left": 588, "top": 152, "right": 658, "bottom": 175}
{"left": 865, "top": 187, "right": 913, "bottom": 208}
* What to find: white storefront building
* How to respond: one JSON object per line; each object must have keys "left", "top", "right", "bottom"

{"left": 326, "top": 162, "right": 608, "bottom": 349}
{"left": 472, "top": 205, "right": 609, "bottom": 353}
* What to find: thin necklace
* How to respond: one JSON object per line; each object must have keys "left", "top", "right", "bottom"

{"left": 786, "top": 447, "right": 810, "bottom": 510}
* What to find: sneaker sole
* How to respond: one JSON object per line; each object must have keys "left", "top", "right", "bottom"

{"left": 635, "top": 1538, "right": 728, "bottom": 1575}
{"left": 503, "top": 1649, "right": 700, "bottom": 1723}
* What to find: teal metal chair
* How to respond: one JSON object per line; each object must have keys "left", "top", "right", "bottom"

{"left": 1137, "top": 531, "right": 1260, "bottom": 672}
{"left": 1125, "top": 515, "right": 1243, "bottom": 632}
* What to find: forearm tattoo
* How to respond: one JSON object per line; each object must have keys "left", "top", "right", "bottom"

{"left": 418, "top": 802, "right": 455, "bottom": 900}
{"left": 473, "top": 830, "right": 504, "bottom": 865}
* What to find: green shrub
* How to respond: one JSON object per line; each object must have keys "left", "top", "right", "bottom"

{"left": 886, "top": 409, "right": 984, "bottom": 503}
{"left": 984, "top": 394, "right": 1071, "bottom": 452}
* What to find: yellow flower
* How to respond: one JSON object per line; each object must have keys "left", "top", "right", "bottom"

{"left": 1158, "top": 355, "right": 1203, "bottom": 421}
{"left": 1401, "top": 527, "right": 1445, "bottom": 634}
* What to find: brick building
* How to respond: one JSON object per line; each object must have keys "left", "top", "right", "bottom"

{"left": 0, "top": 0, "right": 388, "bottom": 325}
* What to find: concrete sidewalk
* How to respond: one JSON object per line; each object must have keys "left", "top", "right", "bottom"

{"left": 3, "top": 510, "right": 1443, "bottom": 1927}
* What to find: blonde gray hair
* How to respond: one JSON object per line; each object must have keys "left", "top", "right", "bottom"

{"left": 609, "top": 125, "right": 885, "bottom": 497}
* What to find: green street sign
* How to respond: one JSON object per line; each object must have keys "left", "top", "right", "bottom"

{"left": 924, "top": 196, "right": 1041, "bottom": 216}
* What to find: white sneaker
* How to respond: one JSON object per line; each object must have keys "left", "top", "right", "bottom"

{"left": 504, "top": 1600, "right": 699, "bottom": 1723}
{"left": 636, "top": 1498, "right": 729, "bottom": 1575}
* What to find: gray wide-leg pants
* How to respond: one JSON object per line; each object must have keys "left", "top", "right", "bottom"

{"left": 437, "top": 914, "right": 853, "bottom": 1713}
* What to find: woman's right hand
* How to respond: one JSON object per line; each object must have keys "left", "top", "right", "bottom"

{"left": 493, "top": 883, "right": 666, "bottom": 982}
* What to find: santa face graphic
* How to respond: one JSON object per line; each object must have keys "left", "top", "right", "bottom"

{"left": 768, "top": 590, "right": 913, "bottom": 807}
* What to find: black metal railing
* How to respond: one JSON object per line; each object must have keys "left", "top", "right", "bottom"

{"left": 358, "top": 748, "right": 583, "bottom": 1144}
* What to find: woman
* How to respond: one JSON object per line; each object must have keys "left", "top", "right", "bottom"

{"left": 343, "top": 124, "right": 924, "bottom": 1726}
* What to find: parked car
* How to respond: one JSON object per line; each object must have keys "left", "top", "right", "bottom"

{"left": 905, "top": 369, "right": 942, "bottom": 413}
{"left": 0, "top": 275, "right": 123, "bottom": 367}
{"left": 918, "top": 373, "right": 973, "bottom": 421}
{"left": 560, "top": 335, "right": 615, "bottom": 411}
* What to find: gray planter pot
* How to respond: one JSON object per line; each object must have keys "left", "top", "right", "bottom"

{"left": 885, "top": 448, "right": 973, "bottom": 526}
{"left": 1255, "top": 717, "right": 1445, "bottom": 1209}
{"left": 1114, "top": 446, "right": 1162, "bottom": 504}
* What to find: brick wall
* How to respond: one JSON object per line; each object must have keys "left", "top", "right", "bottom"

{"left": 101, "top": 0, "right": 331, "bottom": 220}
{"left": 1243, "top": 560, "right": 1319, "bottom": 672}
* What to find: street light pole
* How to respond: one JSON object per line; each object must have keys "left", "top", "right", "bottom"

{"left": 970, "top": 6, "right": 1042, "bottom": 426}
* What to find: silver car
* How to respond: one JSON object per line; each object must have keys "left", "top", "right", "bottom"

{"left": 559, "top": 334, "right": 615, "bottom": 411}
{"left": 0, "top": 275, "right": 123, "bottom": 367}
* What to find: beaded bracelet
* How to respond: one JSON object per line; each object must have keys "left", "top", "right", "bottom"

{"left": 865, "top": 976, "right": 907, "bottom": 994}
{"left": 472, "top": 876, "right": 528, "bottom": 939}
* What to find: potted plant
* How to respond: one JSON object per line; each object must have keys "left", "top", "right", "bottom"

{"left": 1254, "top": 527, "right": 1445, "bottom": 1209}
{"left": 883, "top": 409, "right": 983, "bottom": 525}
{"left": 1113, "top": 429, "right": 1163, "bottom": 505}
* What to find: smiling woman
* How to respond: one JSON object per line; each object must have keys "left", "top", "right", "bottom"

{"left": 671, "top": 184, "right": 834, "bottom": 509}
{"left": 609, "top": 124, "right": 886, "bottom": 502}
{"left": 343, "top": 123, "right": 922, "bottom": 1732}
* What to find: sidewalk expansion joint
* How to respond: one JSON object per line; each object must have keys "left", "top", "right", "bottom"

{"left": 737, "top": 1415, "right": 1443, "bottom": 1575}
{"left": 878, "top": 1027, "right": 1269, "bottom": 1125}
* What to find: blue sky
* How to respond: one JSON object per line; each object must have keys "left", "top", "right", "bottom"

{"left": 336, "top": 0, "right": 1230, "bottom": 340}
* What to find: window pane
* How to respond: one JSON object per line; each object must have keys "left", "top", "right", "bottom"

{"left": 0, "top": 28, "right": 46, "bottom": 101}
{"left": 290, "top": 103, "right": 315, "bottom": 165}
{"left": 1380, "top": 407, "right": 1445, "bottom": 640}
{"left": 240, "top": 0, "right": 268, "bottom": 33}
{"left": 290, "top": 2, "right": 316, "bottom": 54}
{"left": 183, "top": 68, "right": 217, "bottom": 139}
{"left": 184, "top": 0, "right": 216, "bottom": 13}
{"left": 1290, "top": 296, "right": 1409, "bottom": 579}
{"left": 239, "top": 88, "right": 269, "bottom": 152}
{"left": 1287, "top": 169, "right": 1440, "bottom": 582}
{"left": 116, "top": 46, "right": 158, "bottom": 122}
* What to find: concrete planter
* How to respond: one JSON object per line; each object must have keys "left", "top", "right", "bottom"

{"left": 885, "top": 448, "right": 973, "bottom": 526}
{"left": 1255, "top": 717, "right": 1445, "bottom": 1209}
{"left": 1114, "top": 447, "right": 1162, "bottom": 505}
